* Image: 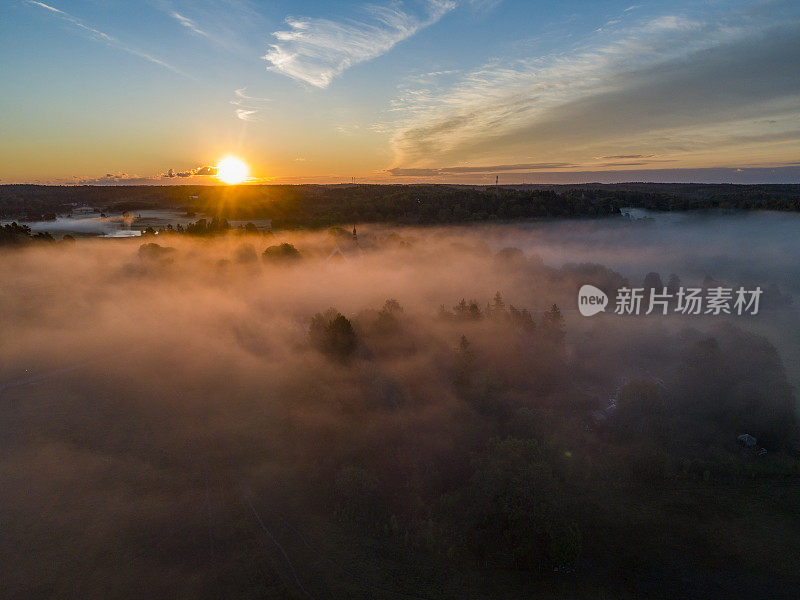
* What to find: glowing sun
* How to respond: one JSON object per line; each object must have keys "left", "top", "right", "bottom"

{"left": 216, "top": 156, "right": 249, "bottom": 184}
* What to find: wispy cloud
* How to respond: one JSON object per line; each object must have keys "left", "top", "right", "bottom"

{"left": 385, "top": 5, "right": 800, "bottom": 170}
{"left": 594, "top": 154, "right": 655, "bottom": 160}
{"left": 158, "top": 2, "right": 262, "bottom": 54}
{"left": 388, "top": 162, "right": 575, "bottom": 176}
{"left": 263, "top": 0, "right": 455, "bottom": 88}
{"left": 170, "top": 11, "right": 208, "bottom": 38}
{"left": 230, "top": 87, "right": 270, "bottom": 121}
{"left": 27, "top": 1, "right": 112, "bottom": 41}
{"left": 27, "top": 1, "right": 188, "bottom": 77}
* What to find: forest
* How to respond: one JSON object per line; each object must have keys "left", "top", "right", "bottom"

{"left": 1, "top": 225, "right": 798, "bottom": 599}
{"left": 3, "top": 183, "right": 800, "bottom": 229}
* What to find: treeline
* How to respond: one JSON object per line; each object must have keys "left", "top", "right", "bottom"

{"left": 0, "top": 222, "right": 56, "bottom": 245}
{"left": 0, "top": 184, "right": 621, "bottom": 225}
{"left": 4, "top": 183, "right": 800, "bottom": 226}
{"left": 514, "top": 182, "right": 800, "bottom": 211}
{"left": 0, "top": 185, "right": 197, "bottom": 219}
{"left": 256, "top": 185, "right": 621, "bottom": 227}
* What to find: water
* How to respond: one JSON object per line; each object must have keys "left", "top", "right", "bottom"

{"left": 2, "top": 209, "right": 199, "bottom": 238}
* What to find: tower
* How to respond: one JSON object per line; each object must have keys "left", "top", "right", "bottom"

{"left": 352, "top": 225, "right": 358, "bottom": 243}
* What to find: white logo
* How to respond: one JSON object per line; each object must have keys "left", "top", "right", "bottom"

{"left": 578, "top": 285, "right": 608, "bottom": 316}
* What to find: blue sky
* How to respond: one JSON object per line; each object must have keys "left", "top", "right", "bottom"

{"left": 1, "top": 0, "right": 799, "bottom": 183}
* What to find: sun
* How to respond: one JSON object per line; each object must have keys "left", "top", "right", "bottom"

{"left": 216, "top": 156, "right": 249, "bottom": 184}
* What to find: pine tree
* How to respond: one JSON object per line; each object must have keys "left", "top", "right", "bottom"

{"left": 542, "top": 303, "right": 565, "bottom": 345}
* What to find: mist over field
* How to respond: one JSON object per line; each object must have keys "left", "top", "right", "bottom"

{"left": 1, "top": 217, "right": 799, "bottom": 599}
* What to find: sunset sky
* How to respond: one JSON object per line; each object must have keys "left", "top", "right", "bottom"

{"left": 2, "top": 0, "right": 799, "bottom": 184}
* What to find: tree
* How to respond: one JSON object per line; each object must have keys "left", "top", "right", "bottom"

{"left": 382, "top": 299, "right": 403, "bottom": 314}
{"left": 0, "top": 222, "right": 28, "bottom": 245}
{"left": 541, "top": 304, "right": 565, "bottom": 345}
{"left": 375, "top": 299, "right": 404, "bottom": 334}
{"left": 666, "top": 273, "right": 681, "bottom": 295}
{"left": 328, "top": 315, "right": 357, "bottom": 358}
{"left": 262, "top": 242, "right": 301, "bottom": 262}
{"left": 454, "top": 335, "right": 475, "bottom": 391}
{"left": 466, "top": 438, "right": 567, "bottom": 569}
{"left": 642, "top": 271, "right": 664, "bottom": 292}
{"left": 454, "top": 298, "right": 482, "bottom": 321}
{"left": 614, "top": 379, "right": 666, "bottom": 442}
{"left": 488, "top": 291, "right": 507, "bottom": 319}
{"left": 234, "top": 243, "right": 258, "bottom": 264}
{"left": 310, "top": 308, "right": 358, "bottom": 360}
{"left": 509, "top": 305, "right": 536, "bottom": 332}
{"left": 138, "top": 242, "right": 175, "bottom": 262}
{"left": 674, "top": 328, "right": 798, "bottom": 449}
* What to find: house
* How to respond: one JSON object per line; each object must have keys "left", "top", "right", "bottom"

{"left": 325, "top": 225, "right": 363, "bottom": 264}
{"left": 737, "top": 433, "right": 757, "bottom": 448}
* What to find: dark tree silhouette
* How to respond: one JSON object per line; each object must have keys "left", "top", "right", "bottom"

{"left": 310, "top": 309, "right": 358, "bottom": 360}
{"left": 541, "top": 303, "right": 565, "bottom": 345}
{"left": 262, "top": 242, "right": 301, "bottom": 262}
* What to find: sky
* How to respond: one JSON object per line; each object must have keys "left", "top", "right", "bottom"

{"left": 1, "top": 0, "right": 799, "bottom": 185}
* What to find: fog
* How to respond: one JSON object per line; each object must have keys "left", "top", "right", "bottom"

{"left": 1, "top": 215, "right": 798, "bottom": 599}
{"left": 0, "top": 209, "right": 201, "bottom": 238}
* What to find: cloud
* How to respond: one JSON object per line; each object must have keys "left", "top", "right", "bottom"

{"left": 263, "top": 0, "right": 455, "bottom": 88}
{"left": 170, "top": 11, "right": 208, "bottom": 38}
{"left": 42, "top": 163, "right": 800, "bottom": 185}
{"left": 70, "top": 172, "right": 158, "bottom": 185}
{"left": 230, "top": 87, "right": 271, "bottom": 121}
{"left": 158, "top": 2, "right": 263, "bottom": 54}
{"left": 388, "top": 162, "right": 576, "bottom": 176}
{"left": 386, "top": 168, "right": 441, "bottom": 177}
{"left": 383, "top": 165, "right": 800, "bottom": 184}
{"left": 335, "top": 123, "right": 362, "bottom": 135}
{"left": 385, "top": 5, "right": 800, "bottom": 171}
{"left": 49, "top": 164, "right": 220, "bottom": 185}
{"left": 233, "top": 109, "right": 257, "bottom": 121}
{"left": 468, "top": 0, "right": 502, "bottom": 13}
{"left": 27, "top": 1, "right": 112, "bottom": 42}
{"left": 162, "top": 165, "right": 217, "bottom": 178}
{"left": 26, "top": 1, "right": 188, "bottom": 77}
{"left": 27, "top": 1, "right": 64, "bottom": 15}
{"left": 594, "top": 155, "right": 654, "bottom": 160}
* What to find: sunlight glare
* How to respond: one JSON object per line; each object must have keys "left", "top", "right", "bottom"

{"left": 216, "top": 156, "right": 249, "bottom": 184}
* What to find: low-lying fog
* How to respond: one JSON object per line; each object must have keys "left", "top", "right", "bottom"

{"left": 3, "top": 212, "right": 797, "bottom": 383}
{"left": 1, "top": 211, "right": 797, "bottom": 598}
{"left": 482, "top": 208, "right": 800, "bottom": 295}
